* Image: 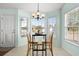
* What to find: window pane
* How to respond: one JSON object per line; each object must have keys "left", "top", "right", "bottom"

{"left": 32, "top": 19, "right": 46, "bottom": 34}
{"left": 20, "top": 17, "right": 28, "bottom": 37}
{"left": 48, "top": 17, "right": 56, "bottom": 33}
{"left": 65, "top": 7, "right": 79, "bottom": 44}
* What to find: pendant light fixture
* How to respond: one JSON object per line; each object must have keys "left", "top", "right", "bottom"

{"left": 32, "top": 3, "right": 45, "bottom": 20}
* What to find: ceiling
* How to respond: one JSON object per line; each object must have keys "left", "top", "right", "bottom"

{"left": 0, "top": 3, "right": 64, "bottom": 12}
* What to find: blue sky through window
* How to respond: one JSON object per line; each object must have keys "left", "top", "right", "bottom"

{"left": 32, "top": 17, "right": 56, "bottom": 26}
{"left": 48, "top": 17, "right": 56, "bottom": 26}
{"left": 32, "top": 19, "right": 46, "bottom": 26}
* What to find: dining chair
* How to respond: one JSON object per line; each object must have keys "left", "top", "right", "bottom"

{"left": 26, "top": 33, "right": 38, "bottom": 56}
{"left": 48, "top": 33, "right": 53, "bottom": 55}
{"left": 43, "top": 33, "right": 53, "bottom": 56}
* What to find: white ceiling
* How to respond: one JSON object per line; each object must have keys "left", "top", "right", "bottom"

{"left": 0, "top": 3, "right": 64, "bottom": 12}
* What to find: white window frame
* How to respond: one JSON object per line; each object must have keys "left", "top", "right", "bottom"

{"left": 65, "top": 7, "right": 79, "bottom": 46}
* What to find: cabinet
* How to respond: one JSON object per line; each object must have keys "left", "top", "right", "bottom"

{"left": 0, "top": 14, "right": 16, "bottom": 47}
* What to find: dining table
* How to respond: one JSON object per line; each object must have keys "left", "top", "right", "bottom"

{"left": 32, "top": 33, "right": 47, "bottom": 56}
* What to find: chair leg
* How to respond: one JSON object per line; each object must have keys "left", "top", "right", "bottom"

{"left": 48, "top": 44, "right": 53, "bottom": 56}
{"left": 45, "top": 49, "right": 47, "bottom": 56}
{"left": 51, "top": 49, "right": 53, "bottom": 56}
{"left": 27, "top": 44, "right": 29, "bottom": 56}
{"left": 32, "top": 44, "right": 34, "bottom": 56}
{"left": 27, "top": 49, "right": 29, "bottom": 56}
{"left": 32, "top": 50, "right": 34, "bottom": 56}
{"left": 50, "top": 45, "right": 53, "bottom": 56}
{"left": 45, "top": 44, "right": 47, "bottom": 56}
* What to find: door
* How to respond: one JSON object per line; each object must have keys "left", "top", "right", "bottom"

{"left": 0, "top": 14, "right": 15, "bottom": 47}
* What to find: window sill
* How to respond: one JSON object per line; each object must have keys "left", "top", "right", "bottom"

{"left": 65, "top": 39, "right": 79, "bottom": 47}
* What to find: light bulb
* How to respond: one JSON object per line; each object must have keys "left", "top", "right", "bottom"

{"left": 37, "top": 11, "right": 40, "bottom": 15}
{"left": 41, "top": 14, "right": 45, "bottom": 18}
{"left": 32, "top": 13, "right": 35, "bottom": 17}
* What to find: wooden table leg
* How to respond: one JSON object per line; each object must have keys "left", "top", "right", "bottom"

{"left": 45, "top": 49, "right": 46, "bottom": 56}
{"left": 42, "top": 43, "right": 44, "bottom": 56}
{"left": 36, "top": 44, "right": 38, "bottom": 56}
{"left": 32, "top": 44, "right": 34, "bottom": 56}
{"left": 45, "top": 36, "right": 47, "bottom": 56}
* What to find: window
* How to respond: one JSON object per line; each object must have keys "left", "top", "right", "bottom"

{"left": 65, "top": 7, "right": 79, "bottom": 45}
{"left": 48, "top": 17, "right": 56, "bottom": 38}
{"left": 32, "top": 19, "right": 46, "bottom": 34}
{"left": 20, "top": 17, "right": 28, "bottom": 37}
{"left": 48, "top": 17, "right": 56, "bottom": 32}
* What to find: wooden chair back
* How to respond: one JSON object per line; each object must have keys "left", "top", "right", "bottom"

{"left": 47, "top": 33, "right": 53, "bottom": 42}
{"left": 26, "top": 33, "right": 32, "bottom": 42}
